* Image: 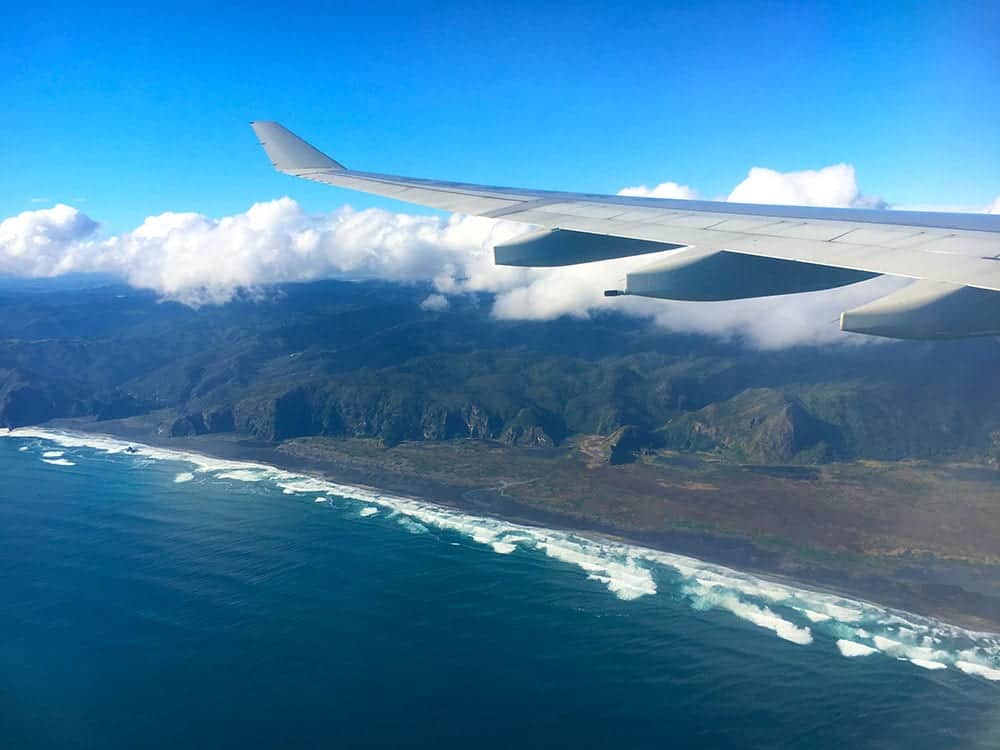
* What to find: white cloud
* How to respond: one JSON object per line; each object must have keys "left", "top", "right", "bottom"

{"left": 0, "top": 204, "right": 100, "bottom": 277}
{"left": 0, "top": 164, "right": 994, "bottom": 348}
{"left": 0, "top": 198, "right": 532, "bottom": 307}
{"left": 617, "top": 182, "right": 698, "bottom": 199}
{"left": 624, "top": 276, "right": 911, "bottom": 349}
{"left": 727, "top": 164, "right": 885, "bottom": 209}
{"left": 893, "top": 198, "right": 1000, "bottom": 213}
{"left": 420, "top": 293, "right": 450, "bottom": 311}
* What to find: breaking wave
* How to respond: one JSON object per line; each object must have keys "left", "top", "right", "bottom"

{"left": 837, "top": 640, "right": 878, "bottom": 657}
{"left": 4, "top": 426, "right": 999, "bottom": 683}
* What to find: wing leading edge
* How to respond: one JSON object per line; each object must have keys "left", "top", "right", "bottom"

{"left": 250, "top": 121, "right": 1000, "bottom": 339}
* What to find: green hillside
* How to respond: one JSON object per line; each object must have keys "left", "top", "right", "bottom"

{"left": 2, "top": 279, "right": 999, "bottom": 465}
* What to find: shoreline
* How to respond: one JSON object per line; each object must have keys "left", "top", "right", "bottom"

{"left": 18, "top": 417, "right": 1000, "bottom": 635}
{"left": 9, "top": 422, "right": 1000, "bottom": 681}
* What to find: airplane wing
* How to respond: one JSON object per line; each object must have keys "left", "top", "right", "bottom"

{"left": 251, "top": 121, "right": 1000, "bottom": 339}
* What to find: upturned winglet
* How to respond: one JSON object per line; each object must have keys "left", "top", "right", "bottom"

{"left": 250, "top": 121, "right": 345, "bottom": 173}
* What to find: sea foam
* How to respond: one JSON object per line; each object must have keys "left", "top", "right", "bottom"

{"left": 687, "top": 584, "right": 813, "bottom": 645}
{"left": 955, "top": 661, "right": 1000, "bottom": 681}
{"left": 837, "top": 640, "right": 878, "bottom": 657}
{"left": 910, "top": 658, "right": 947, "bottom": 671}
{"left": 5, "top": 426, "right": 1000, "bottom": 683}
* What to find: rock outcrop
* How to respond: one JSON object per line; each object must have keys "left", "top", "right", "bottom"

{"left": 660, "top": 389, "right": 840, "bottom": 464}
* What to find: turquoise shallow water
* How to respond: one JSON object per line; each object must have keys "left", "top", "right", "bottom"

{"left": 1, "top": 430, "right": 999, "bottom": 749}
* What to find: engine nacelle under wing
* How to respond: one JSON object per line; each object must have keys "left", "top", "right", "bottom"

{"left": 494, "top": 228, "right": 681, "bottom": 266}
{"left": 841, "top": 280, "right": 1000, "bottom": 339}
{"left": 622, "top": 247, "right": 878, "bottom": 301}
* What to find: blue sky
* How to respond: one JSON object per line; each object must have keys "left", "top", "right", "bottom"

{"left": 3, "top": 0, "right": 998, "bottom": 231}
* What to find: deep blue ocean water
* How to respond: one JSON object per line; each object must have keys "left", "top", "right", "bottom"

{"left": 1, "top": 431, "right": 998, "bottom": 749}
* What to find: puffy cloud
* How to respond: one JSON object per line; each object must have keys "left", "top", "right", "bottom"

{"left": 420, "top": 293, "right": 450, "bottom": 311}
{"left": 989, "top": 196, "right": 1000, "bottom": 214}
{"left": 617, "top": 182, "right": 698, "bottom": 199}
{"left": 622, "top": 275, "right": 911, "bottom": 349}
{"left": 0, "top": 204, "right": 100, "bottom": 277}
{"left": 727, "top": 164, "right": 885, "bottom": 209}
{"left": 0, "top": 164, "right": 993, "bottom": 348}
{"left": 0, "top": 198, "right": 531, "bottom": 307}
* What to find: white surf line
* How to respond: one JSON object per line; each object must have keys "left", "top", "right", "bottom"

{"left": 837, "top": 640, "right": 878, "bottom": 657}
{"left": 41, "top": 457, "right": 75, "bottom": 466}
{"left": 955, "top": 661, "right": 1000, "bottom": 681}
{"left": 4, "top": 426, "right": 1000, "bottom": 681}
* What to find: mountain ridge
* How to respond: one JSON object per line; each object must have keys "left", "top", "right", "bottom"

{"left": 2, "top": 279, "right": 999, "bottom": 467}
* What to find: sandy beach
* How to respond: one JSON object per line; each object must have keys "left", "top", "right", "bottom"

{"left": 26, "top": 415, "right": 1000, "bottom": 634}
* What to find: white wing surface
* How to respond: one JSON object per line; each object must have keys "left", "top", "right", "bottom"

{"left": 251, "top": 121, "right": 1000, "bottom": 339}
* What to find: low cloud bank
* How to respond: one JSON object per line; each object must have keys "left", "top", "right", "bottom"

{"left": 2, "top": 164, "right": 996, "bottom": 348}
{"left": 617, "top": 181, "right": 698, "bottom": 200}
{"left": 726, "top": 164, "right": 887, "bottom": 209}
{"left": 617, "top": 163, "right": 885, "bottom": 209}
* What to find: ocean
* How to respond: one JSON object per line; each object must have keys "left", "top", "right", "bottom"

{"left": 1, "top": 429, "right": 998, "bottom": 749}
